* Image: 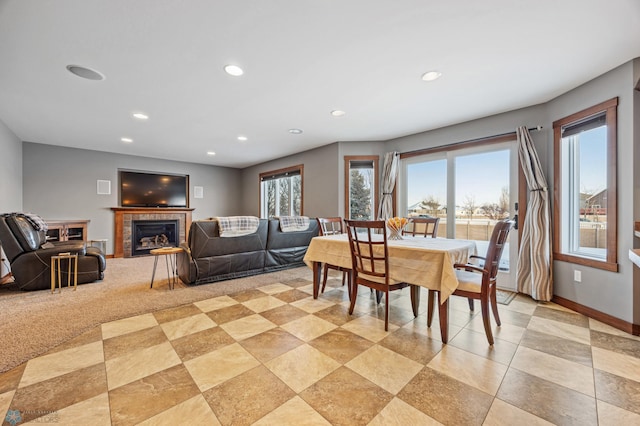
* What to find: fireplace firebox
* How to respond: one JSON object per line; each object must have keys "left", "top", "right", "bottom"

{"left": 132, "top": 220, "right": 178, "bottom": 256}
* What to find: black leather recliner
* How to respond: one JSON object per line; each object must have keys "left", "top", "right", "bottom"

{"left": 0, "top": 214, "right": 106, "bottom": 291}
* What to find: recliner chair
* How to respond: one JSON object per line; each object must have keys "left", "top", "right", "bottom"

{"left": 0, "top": 214, "right": 106, "bottom": 291}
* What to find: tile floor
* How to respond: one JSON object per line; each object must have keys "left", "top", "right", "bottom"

{"left": 1, "top": 271, "right": 640, "bottom": 425}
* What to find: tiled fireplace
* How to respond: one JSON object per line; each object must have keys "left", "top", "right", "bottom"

{"left": 111, "top": 208, "right": 193, "bottom": 258}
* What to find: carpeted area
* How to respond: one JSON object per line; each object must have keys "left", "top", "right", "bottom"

{"left": 0, "top": 256, "right": 314, "bottom": 373}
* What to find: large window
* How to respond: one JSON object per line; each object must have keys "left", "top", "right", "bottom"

{"left": 260, "top": 165, "right": 303, "bottom": 218}
{"left": 344, "top": 156, "right": 378, "bottom": 220}
{"left": 553, "top": 98, "right": 618, "bottom": 271}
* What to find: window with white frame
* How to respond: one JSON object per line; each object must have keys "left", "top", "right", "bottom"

{"left": 260, "top": 165, "right": 303, "bottom": 218}
{"left": 553, "top": 98, "right": 618, "bottom": 271}
{"left": 345, "top": 156, "right": 378, "bottom": 220}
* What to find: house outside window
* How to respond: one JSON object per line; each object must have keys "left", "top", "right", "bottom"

{"left": 344, "top": 156, "right": 378, "bottom": 220}
{"left": 260, "top": 165, "right": 303, "bottom": 218}
{"left": 552, "top": 98, "right": 618, "bottom": 271}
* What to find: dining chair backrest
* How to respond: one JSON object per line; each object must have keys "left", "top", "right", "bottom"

{"left": 317, "top": 217, "right": 344, "bottom": 236}
{"left": 344, "top": 219, "right": 389, "bottom": 283}
{"left": 484, "top": 219, "right": 514, "bottom": 279}
{"left": 403, "top": 217, "right": 440, "bottom": 238}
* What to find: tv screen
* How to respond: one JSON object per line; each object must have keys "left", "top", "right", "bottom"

{"left": 119, "top": 170, "right": 188, "bottom": 208}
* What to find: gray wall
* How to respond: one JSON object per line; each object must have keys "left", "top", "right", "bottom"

{"left": 0, "top": 118, "right": 22, "bottom": 211}
{"left": 240, "top": 143, "right": 342, "bottom": 218}
{"left": 22, "top": 143, "right": 242, "bottom": 255}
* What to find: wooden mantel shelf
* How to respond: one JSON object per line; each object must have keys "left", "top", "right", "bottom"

{"left": 111, "top": 207, "right": 194, "bottom": 258}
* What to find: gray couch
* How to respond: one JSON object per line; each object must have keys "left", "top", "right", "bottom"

{"left": 177, "top": 218, "right": 318, "bottom": 285}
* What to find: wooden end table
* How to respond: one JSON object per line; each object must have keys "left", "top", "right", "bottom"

{"left": 149, "top": 247, "right": 183, "bottom": 290}
{"left": 51, "top": 252, "right": 78, "bottom": 293}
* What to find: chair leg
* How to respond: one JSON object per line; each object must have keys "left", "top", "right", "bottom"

{"left": 480, "top": 297, "right": 494, "bottom": 345}
{"left": 376, "top": 290, "right": 383, "bottom": 304}
{"left": 467, "top": 298, "right": 474, "bottom": 311}
{"left": 348, "top": 282, "right": 358, "bottom": 314}
{"left": 384, "top": 290, "right": 390, "bottom": 331}
{"left": 321, "top": 264, "right": 329, "bottom": 293}
{"left": 346, "top": 271, "right": 353, "bottom": 301}
{"left": 427, "top": 290, "right": 435, "bottom": 327}
{"left": 341, "top": 271, "right": 346, "bottom": 287}
{"left": 410, "top": 285, "right": 420, "bottom": 317}
{"left": 490, "top": 286, "right": 501, "bottom": 326}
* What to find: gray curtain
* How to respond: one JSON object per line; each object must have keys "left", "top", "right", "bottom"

{"left": 516, "top": 126, "right": 553, "bottom": 301}
{"left": 378, "top": 152, "right": 399, "bottom": 220}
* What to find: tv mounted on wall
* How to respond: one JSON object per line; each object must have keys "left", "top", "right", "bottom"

{"left": 119, "top": 170, "right": 189, "bottom": 208}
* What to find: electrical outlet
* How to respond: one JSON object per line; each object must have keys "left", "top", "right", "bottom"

{"left": 574, "top": 270, "right": 582, "bottom": 282}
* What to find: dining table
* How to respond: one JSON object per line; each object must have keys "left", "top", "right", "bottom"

{"left": 303, "top": 234, "right": 477, "bottom": 343}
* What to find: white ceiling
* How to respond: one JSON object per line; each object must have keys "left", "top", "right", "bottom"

{"left": 0, "top": 0, "right": 639, "bottom": 169}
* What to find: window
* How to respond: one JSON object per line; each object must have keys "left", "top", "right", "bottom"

{"left": 260, "top": 165, "right": 303, "bottom": 218}
{"left": 344, "top": 156, "right": 378, "bottom": 220}
{"left": 553, "top": 98, "right": 618, "bottom": 271}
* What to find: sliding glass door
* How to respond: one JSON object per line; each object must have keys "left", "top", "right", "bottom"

{"left": 398, "top": 141, "right": 518, "bottom": 290}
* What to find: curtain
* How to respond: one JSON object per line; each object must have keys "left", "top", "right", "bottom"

{"left": 516, "top": 126, "right": 553, "bottom": 301}
{"left": 378, "top": 152, "right": 399, "bottom": 220}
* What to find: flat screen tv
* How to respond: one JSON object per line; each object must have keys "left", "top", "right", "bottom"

{"left": 119, "top": 170, "right": 189, "bottom": 208}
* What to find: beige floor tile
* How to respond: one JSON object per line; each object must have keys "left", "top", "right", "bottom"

{"left": 258, "top": 282, "right": 295, "bottom": 294}
{"left": 449, "top": 328, "right": 517, "bottom": 366}
{"left": 160, "top": 312, "right": 216, "bottom": 340}
{"left": 137, "top": 394, "right": 220, "bottom": 426}
{"left": 28, "top": 392, "right": 111, "bottom": 426}
{"left": 259, "top": 304, "right": 309, "bottom": 325}
{"left": 466, "top": 315, "right": 526, "bottom": 344}
{"left": 379, "top": 327, "right": 443, "bottom": 365}
{"left": 291, "top": 295, "right": 335, "bottom": 313}
{"left": 368, "top": 397, "right": 443, "bottom": 426}
{"left": 592, "top": 346, "right": 640, "bottom": 382}
{"left": 346, "top": 345, "right": 423, "bottom": 394}
{"left": 519, "top": 329, "right": 593, "bottom": 367}
{"left": 152, "top": 304, "right": 203, "bottom": 324}
{"left": 184, "top": 342, "right": 260, "bottom": 392}
{"left": 253, "top": 396, "right": 331, "bottom": 426}
{"left": 0, "top": 390, "right": 15, "bottom": 422}
{"left": 101, "top": 313, "right": 158, "bottom": 339}
{"left": 427, "top": 345, "right": 507, "bottom": 395}
{"left": 502, "top": 298, "right": 538, "bottom": 316}
{"left": 0, "top": 364, "right": 25, "bottom": 394}
{"left": 597, "top": 399, "right": 640, "bottom": 426}
{"left": 103, "top": 325, "right": 168, "bottom": 361}
{"left": 589, "top": 318, "right": 640, "bottom": 341}
{"left": 219, "top": 313, "right": 277, "bottom": 340}
{"left": 297, "top": 283, "right": 316, "bottom": 295}
{"left": 308, "top": 328, "right": 374, "bottom": 364}
{"left": 300, "top": 366, "right": 394, "bottom": 426}
{"left": 511, "top": 346, "right": 595, "bottom": 396}
{"left": 483, "top": 398, "right": 554, "bottom": 426}
{"left": 105, "top": 341, "right": 181, "bottom": 390}
{"left": 206, "top": 303, "right": 256, "bottom": 324}
{"left": 280, "top": 315, "right": 338, "bottom": 341}
{"left": 239, "top": 328, "right": 305, "bottom": 363}
{"left": 171, "top": 326, "right": 235, "bottom": 362}
{"left": 20, "top": 341, "right": 104, "bottom": 388}
{"left": 401, "top": 315, "right": 463, "bottom": 343}
{"left": 242, "top": 294, "right": 287, "bottom": 312}
{"left": 265, "top": 344, "right": 340, "bottom": 393}
{"left": 534, "top": 305, "right": 590, "bottom": 328}
{"left": 341, "top": 315, "right": 398, "bottom": 342}
{"left": 193, "top": 295, "right": 239, "bottom": 312}
{"left": 593, "top": 369, "right": 640, "bottom": 415}
{"left": 527, "top": 316, "right": 591, "bottom": 345}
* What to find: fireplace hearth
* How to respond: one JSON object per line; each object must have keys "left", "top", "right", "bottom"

{"left": 132, "top": 220, "right": 178, "bottom": 256}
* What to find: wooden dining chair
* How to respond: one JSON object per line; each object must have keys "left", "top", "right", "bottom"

{"left": 428, "top": 218, "right": 514, "bottom": 345}
{"left": 316, "top": 217, "right": 351, "bottom": 294}
{"left": 345, "top": 219, "right": 419, "bottom": 331}
{"left": 403, "top": 217, "right": 440, "bottom": 238}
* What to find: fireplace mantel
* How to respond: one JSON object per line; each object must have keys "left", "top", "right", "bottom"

{"left": 112, "top": 207, "right": 194, "bottom": 258}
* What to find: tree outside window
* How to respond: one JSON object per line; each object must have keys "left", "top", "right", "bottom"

{"left": 260, "top": 165, "right": 303, "bottom": 218}
{"left": 345, "top": 156, "right": 379, "bottom": 220}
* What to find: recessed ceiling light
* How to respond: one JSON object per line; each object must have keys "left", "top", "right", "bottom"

{"left": 288, "top": 128, "right": 303, "bottom": 134}
{"left": 237, "top": 135, "right": 248, "bottom": 141}
{"left": 121, "top": 137, "right": 133, "bottom": 143}
{"left": 421, "top": 71, "right": 442, "bottom": 81}
{"left": 66, "top": 65, "right": 105, "bottom": 81}
{"left": 224, "top": 65, "right": 244, "bottom": 76}
{"left": 206, "top": 151, "right": 216, "bottom": 156}
{"left": 132, "top": 112, "right": 149, "bottom": 120}
{"left": 331, "top": 110, "right": 346, "bottom": 117}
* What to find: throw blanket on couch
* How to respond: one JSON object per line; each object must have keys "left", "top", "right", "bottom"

{"left": 215, "top": 216, "right": 260, "bottom": 237}
{"left": 279, "top": 216, "right": 310, "bottom": 232}
{"left": 1, "top": 212, "right": 48, "bottom": 232}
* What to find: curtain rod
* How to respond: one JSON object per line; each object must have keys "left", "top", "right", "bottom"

{"left": 398, "top": 125, "right": 543, "bottom": 158}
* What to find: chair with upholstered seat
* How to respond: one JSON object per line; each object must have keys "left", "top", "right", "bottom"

{"left": 428, "top": 218, "right": 514, "bottom": 345}
{"left": 316, "top": 217, "right": 351, "bottom": 294}
{"left": 403, "top": 217, "right": 440, "bottom": 238}
{"left": 345, "top": 219, "right": 419, "bottom": 331}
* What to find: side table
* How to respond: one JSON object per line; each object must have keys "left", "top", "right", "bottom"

{"left": 51, "top": 252, "right": 78, "bottom": 293}
{"left": 150, "top": 247, "right": 183, "bottom": 290}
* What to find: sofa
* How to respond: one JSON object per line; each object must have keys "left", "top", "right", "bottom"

{"left": 177, "top": 218, "right": 319, "bottom": 285}
{"left": 0, "top": 214, "right": 106, "bottom": 291}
